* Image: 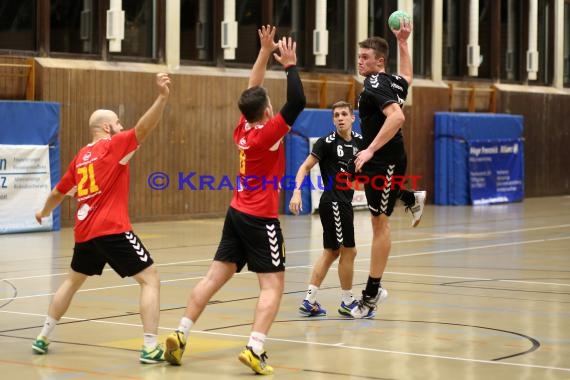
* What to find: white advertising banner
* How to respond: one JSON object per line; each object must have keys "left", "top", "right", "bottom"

{"left": 308, "top": 138, "right": 367, "bottom": 214}
{"left": 0, "top": 145, "right": 52, "bottom": 233}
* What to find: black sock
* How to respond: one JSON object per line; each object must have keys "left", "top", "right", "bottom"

{"left": 365, "top": 276, "right": 381, "bottom": 297}
{"left": 399, "top": 189, "right": 415, "bottom": 206}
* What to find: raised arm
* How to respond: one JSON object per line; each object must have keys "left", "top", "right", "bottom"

{"left": 134, "top": 73, "right": 171, "bottom": 143}
{"left": 392, "top": 17, "right": 413, "bottom": 85}
{"left": 273, "top": 36, "right": 306, "bottom": 126}
{"left": 248, "top": 25, "right": 278, "bottom": 89}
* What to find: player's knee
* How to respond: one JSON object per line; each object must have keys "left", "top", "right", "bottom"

{"left": 371, "top": 214, "right": 390, "bottom": 230}
{"left": 135, "top": 265, "right": 160, "bottom": 287}
{"left": 327, "top": 249, "right": 340, "bottom": 259}
{"left": 341, "top": 247, "right": 357, "bottom": 258}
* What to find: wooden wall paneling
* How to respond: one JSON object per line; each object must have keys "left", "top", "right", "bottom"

{"left": 54, "top": 68, "right": 72, "bottom": 224}
{"left": 65, "top": 68, "right": 77, "bottom": 225}
{"left": 539, "top": 94, "right": 567, "bottom": 195}
{"left": 174, "top": 73, "right": 193, "bottom": 216}
{"left": 409, "top": 86, "right": 450, "bottom": 202}
{"left": 33, "top": 63, "right": 569, "bottom": 225}
{"left": 498, "top": 90, "right": 569, "bottom": 197}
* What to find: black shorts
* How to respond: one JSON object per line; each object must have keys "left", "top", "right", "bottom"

{"left": 215, "top": 207, "right": 285, "bottom": 273}
{"left": 319, "top": 201, "right": 355, "bottom": 249}
{"left": 71, "top": 231, "right": 154, "bottom": 278}
{"left": 361, "top": 153, "right": 407, "bottom": 217}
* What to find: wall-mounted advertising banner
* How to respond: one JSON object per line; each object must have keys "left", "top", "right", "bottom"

{"left": 0, "top": 145, "right": 52, "bottom": 233}
{"left": 468, "top": 139, "right": 524, "bottom": 205}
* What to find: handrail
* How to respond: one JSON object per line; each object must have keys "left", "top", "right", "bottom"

{"left": 449, "top": 83, "right": 496, "bottom": 113}
{"left": 0, "top": 59, "right": 35, "bottom": 100}
{"left": 302, "top": 77, "right": 356, "bottom": 109}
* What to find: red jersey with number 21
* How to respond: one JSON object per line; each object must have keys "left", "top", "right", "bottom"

{"left": 56, "top": 129, "right": 139, "bottom": 243}
{"left": 231, "top": 113, "right": 290, "bottom": 218}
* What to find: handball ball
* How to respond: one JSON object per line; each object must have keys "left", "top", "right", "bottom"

{"left": 388, "top": 10, "right": 411, "bottom": 30}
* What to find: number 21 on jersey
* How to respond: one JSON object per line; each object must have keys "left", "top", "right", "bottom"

{"left": 77, "top": 163, "right": 100, "bottom": 197}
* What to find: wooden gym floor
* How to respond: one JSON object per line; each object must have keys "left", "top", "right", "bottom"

{"left": 0, "top": 196, "right": 569, "bottom": 379}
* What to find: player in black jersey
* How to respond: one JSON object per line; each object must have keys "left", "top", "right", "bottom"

{"left": 350, "top": 18, "right": 426, "bottom": 318}
{"left": 289, "top": 101, "right": 365, "bottom": 317}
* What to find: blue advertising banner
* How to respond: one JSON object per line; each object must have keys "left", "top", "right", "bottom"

{"left": 0, "top": 101, "right": 60, "bottom": 232}
{"left": 434, "top": 112, "right": 524, "bottom": 205}
{"left": 468, "top": 139, "right": 524, "bottom": 205}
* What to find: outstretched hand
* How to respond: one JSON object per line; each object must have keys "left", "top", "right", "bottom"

{"left": 273, "top": 37, "right": 297, "bottom": 68}
{"left": 156, "top": 73, "right": 171, "bottom": 97}
{"left": 258, "top": 25, "right": 278, "bottom": 53}
{"left": 391, "top": 17, "right": 413, "bottom": 42}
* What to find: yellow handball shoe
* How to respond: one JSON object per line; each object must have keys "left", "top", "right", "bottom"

{"left": 164, "top": 330, "right": 186, "bottom": 366}
{"left": 238, "top": 346, "right": 274, "bottom": 375}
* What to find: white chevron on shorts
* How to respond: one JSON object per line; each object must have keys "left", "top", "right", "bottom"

{"left": 125, "top": 231, "right": 148, "bottom": 262}
{"left": 332, "top": 202, "right": 343, "bottom": 243}
{"left": 266, "top": 224, "right": 281, "bottom": 266}
{"left": 380, "top": 165, "right": 395, "bottom": 214}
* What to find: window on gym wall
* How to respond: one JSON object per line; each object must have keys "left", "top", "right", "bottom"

{"left": 180, "top": 0, "right": 214, "bottom": 62}
{"left": 323, "top": 0, "right": 347, "bottom": 71}
{"left": 477, "top": 0, "right": 493, "bottom": 79}
{"left": 413, "top": 0, "right": 431, "bottom": 78}
{"left": 532, "top": 0, "right": 554, "bottom": 85}
{"left": 368, "top": 0, "right": 398, "bottom": 74}
{"left": 501, "top": 0, "right": 523, "bottom": 82}
{"left": 274, "top": 0, "right": 306, "bottom": 67}
{"left": 442, "top": 0, "right": 463, "bottom": 78}
{"left": 50, "top": 0, "right": 99, "bottom": 55}
{"left": 234, "top": 0, "right": 262, "bottom": 64}
{"left": 113, "top": 0, "right": 156, "bottom": 59}
{"left": 0, "top": 0, "right": 36, "bottom": 51}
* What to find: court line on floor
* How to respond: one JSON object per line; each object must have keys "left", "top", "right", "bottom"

{"left": 2, "top": 312, "right": 569, "bottom": 373}
{"left": 373, "top": 271, "right": 570, "bottom": 287}
{"left": 385, "top": 236, "right": 570, "bottom": 260}
{"left": 0, "top": 358, "right": 143, "bottom": 379}
{"left": 2, "top": 222, "right": 569, "bottom": 283}
{"left": 1, "top": 235, "right": 568, "bottom": 302}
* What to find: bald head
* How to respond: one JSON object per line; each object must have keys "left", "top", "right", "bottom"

{"left": 89, "top": 109, "right": 117, "bottom": 129}
{"left": 88, "top": 109, "right": 123, "bottom": 139}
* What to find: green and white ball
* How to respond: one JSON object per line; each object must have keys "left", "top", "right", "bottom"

{"left": 388, "top": 10, "right": 411, "bottom": 30}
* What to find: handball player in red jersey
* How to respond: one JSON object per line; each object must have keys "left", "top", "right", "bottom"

{"left": 164, "top": 25, "right": 306, "bottom": 375}
{"left": 33, "top": 73, "right": 171, "bottom": 364}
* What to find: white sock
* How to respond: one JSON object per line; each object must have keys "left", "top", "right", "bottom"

{"left": 247, "top": 331, "right": 266, "bottom": 356}
{"left": 341, "top": 290, "right": 354, "bottom": 305}
{"left": 143, "top": 333, "right": 158, "bottom": 350}
{"left": 39, "top": 315, "right": 58, "bottom": 339}
{"left": 305, "top": 284, "right": 319, "bottom": 303}
{"left": 177, "top": 316, "right": 194, "bottom": 338}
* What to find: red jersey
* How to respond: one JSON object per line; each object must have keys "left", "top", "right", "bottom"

{"left": 230, "top": 113, "right": 290, "bottom": 218}
{"left": 56, "top": 129, "right": 139, "bottom": 242}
